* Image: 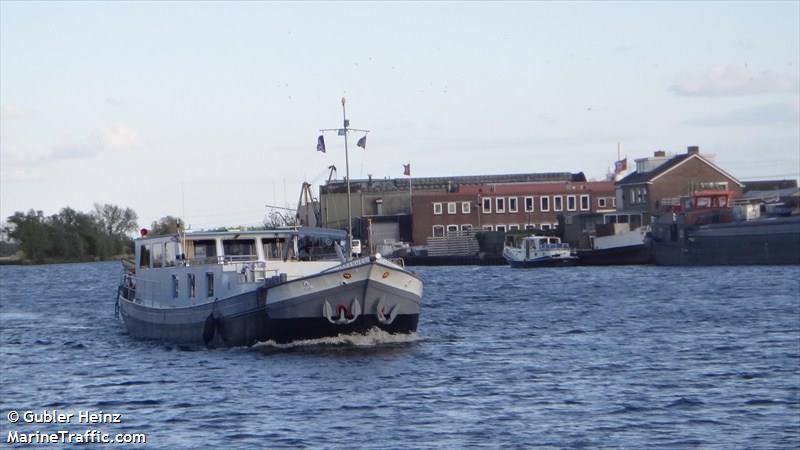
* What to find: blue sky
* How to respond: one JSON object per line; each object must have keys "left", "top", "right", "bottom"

{"left": 2, "top": 1, "right": 798, "bottom": 229}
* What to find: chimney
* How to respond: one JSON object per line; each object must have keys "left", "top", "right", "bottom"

{"left": 654, "top": 150, "right": 666, "bottom": 157}
{"left": 687, "top": 145, "right": 700, "bottom": 155}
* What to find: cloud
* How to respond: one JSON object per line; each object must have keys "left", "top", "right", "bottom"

{"left": 105, "top": 96, "right": 124, "bottom": 106}
{"left": 670, "top": 65, "right": 799, "bottom": 97}
{"left": 0, "top": 104, "right": 36, "bottom": 120}
{"left": 97, "top": 125, "right": 143, "bottom": 151}
{"left": 683, "top": 102, "right": 800, "bottom": 127}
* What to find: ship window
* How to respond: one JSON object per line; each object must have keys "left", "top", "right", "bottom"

{"left": 524, "top": 196, "right": 534, "bottom": 212}
{"left": 495, "top": 197, "right": 505, "bottom": 213}
{"left": 433, "top": 203, "right": 443, "bottom": 215}
{"left": 508, "top": 197, "right": 518, "bottom": 213}
{"left": 262, "top": 238, "right": 285, "bottom": 260}
{"left": 188, "top": 274, "right": 196, "bottom": 298}
{"left": 432, "top": 225, "right": 445, "bottom": 237}
{"left": 566, "top": 195, "right": 576, "bottom": 211}
{"left": 580, "top": 195, "right": 590, "bottom": 211}
{"left": 223, "top": 239, "right": 256, "bottom": 258}
{"left": 164, "top": 242, "right": 177, "bottom": 267}
{"left": 193, "top": 240, "right": 217, "bottom": 261}
{"left": 540, "top": 196, "right": 550, "bottom": 212}
{"left": 553, "top": 196, "right": 563, "bottom": 212}
{"left": 139, "top": 244, "right": 151, "bottom": 268}
{"left": 482, "top": 198, "right": 492, "bottom": 214}
{"left": 206, "top": 273, "right": 214, "bottom": 297}
{"left": 152, "top": 243, "right": 164, "bottom": 268}
{"left": 461, "top": 201, "right": 471, "bottom": 214}
{"left": 171, "top": 275, "right": 179, "bottom": 298}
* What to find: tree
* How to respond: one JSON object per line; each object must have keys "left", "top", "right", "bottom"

{"left": 6, "top": 210, "right": 51, "bottom": 263}
{"left": 264, "top": 210, "right": 298, "bottom": 228}
{"left": 94, "top": 203, "right": 138, "bottom": 237}
{"left": 150, "top": 216, "right": 181, "bottom": 235}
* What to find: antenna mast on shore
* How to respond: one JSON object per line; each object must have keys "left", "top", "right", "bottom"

{"left": 319, "top": 97, "right": 369, "bottom": 257}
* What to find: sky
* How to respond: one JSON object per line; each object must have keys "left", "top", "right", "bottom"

{"left": 2, "top": 1, "right": 798, "bottom": 230}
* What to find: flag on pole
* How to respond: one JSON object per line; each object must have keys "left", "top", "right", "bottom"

{"left": 317, "top": 135, "right": 326, "bottom": 153}
{"left": 403, "top": 163, "right": 411, "bottom": 176}
{"left": 356, "top": 135, "right": 367, "bottom": 149}
{"left": 614, "top": 157, "right": 627, "bottom": 174}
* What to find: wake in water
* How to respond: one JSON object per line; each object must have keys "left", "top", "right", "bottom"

{"left": 252, "top": 327, "right": 421, "bottom": 351}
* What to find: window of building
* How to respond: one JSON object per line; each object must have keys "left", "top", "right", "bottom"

{"left": 580, "top": 195, "right": 590, "bottom": 211}
{"left": 446, "top": 224, "right": 459, "bottom": 234}
{"left": 461, "top": 201, "right": 471, "bottom": 214}
{"left": 461, "top": 224, "right": 472, "bottom": 231}
{"left": 524, "top": 196, "right": 534, "bottom": 212}
{"left": 434, "top": 202, "right": 443, "bottom": 215}
{"left": 540, "top": 196, "right": 550, "bottom": 212}
{"left": 508, "top": 197, "right": 518, "bottom": 213}
{"left": 482, "top": 198, "right": 492, "bottom": 214}
{"left": 483, "top": 225, "right": 494, "bottom": 231}
{"left": 447, "top": 202, "right": 457, "bottom": 214}
{"left": 375, "top": 198, "right": 383, "bottom": 215}
{"left": 566, "top": 195, "right": 576, "bottom": 211}
{"left": 432, "top": 225, "right": 445, "bottom": 237}
{"left": 525, "top": 224, "right": 536, "bottom": 230}
{"left": 541, "top": 224, "right": 551, "bottom": 230}
{"left": 612, "top": 197, "right": 617, "bottom": 208}
{"left": 206, "top": 272, "right": 215, "bottom": 297}
{"left": 508, "top": 224, "right": 520, "bottom": 230}
{"left": 553, "top": 196, "right": 563, "bottom": 212}
{"left": 495, "top": 225, "right": 507, "bottom": 232}
{"left": 598, "top": 197, "right": 607, "bottom": 208}
{"left": 495, "top": 197, "right": 505, "bottom": 213}
{"left": 552, "top": 223, "right": 559, "bottom": 230}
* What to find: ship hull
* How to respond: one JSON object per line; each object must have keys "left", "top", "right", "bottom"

{"left": 506, "top": 256, "right": 578, "bottom": 268}
{"left": 577, "top": 244, "right": 651, "bottom": 266}
{"left": 118, "top": 258, "right": 422, "bottom": 346}
{"left": 649, "top": 216, "right": 800, "bottom": 266}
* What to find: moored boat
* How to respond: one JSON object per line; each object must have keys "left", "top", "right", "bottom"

{"left": 502, "top": 235, "right": 578, "bottom": 268}
{"left": 116, "top": 227, "right": 423, "bottom": 346}
{"left": 648, "top": 190, "right": 800, "bottom": 265}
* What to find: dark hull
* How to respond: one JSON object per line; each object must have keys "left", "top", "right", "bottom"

{"left": 120, "top": 295, "right": 419, "bottom": 347}
{"left": 507, "top": 257, "right": 578, "bottom": 268}
{"left": 650, "top": 215, "right": 800, "bottom": 266}
{"left": 577, "top": 244, "right": 651, "bottom": 266}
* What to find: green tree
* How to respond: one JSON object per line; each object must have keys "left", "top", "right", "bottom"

{"left": 150, "top": 216, "right": 182, "bottom": 235}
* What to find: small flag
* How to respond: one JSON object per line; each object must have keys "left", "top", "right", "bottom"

{"left": 317, "top": 135, "right": 326, "bottom": 153}
{"left": 356, "top": 135, "right": 367, "bottom": 149}
{"left": 403, "top": 163, "right": 411, "bottom": 176}
{"left": 614, "top": 158, "right": 627, "bottom": 174}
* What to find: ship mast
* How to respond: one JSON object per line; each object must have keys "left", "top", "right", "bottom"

{"left": 320, "top": 97, "right": 369, "bottom": 257}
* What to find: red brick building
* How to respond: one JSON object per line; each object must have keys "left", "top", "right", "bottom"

{"left": 411, "top": 180, "right": 616, "bottom": 244}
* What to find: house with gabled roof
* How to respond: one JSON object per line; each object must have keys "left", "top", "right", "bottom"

{"left": 616, "top": 146, "right": 745, "bottom": 222}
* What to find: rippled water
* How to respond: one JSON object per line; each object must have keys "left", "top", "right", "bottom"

{"left": 1, "top": 262, "right": 799, "bottom": 448}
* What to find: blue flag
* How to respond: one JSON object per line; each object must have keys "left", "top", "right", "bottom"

{"left": 317, "top": 135, "right": 326, "bottom": 153}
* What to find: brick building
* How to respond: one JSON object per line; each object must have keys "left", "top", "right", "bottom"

{"left": 616, "top": 146, "right": 744, "bottom": 221}
{"left": 411, "top": 180, "right": 616, "bottom": 244}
